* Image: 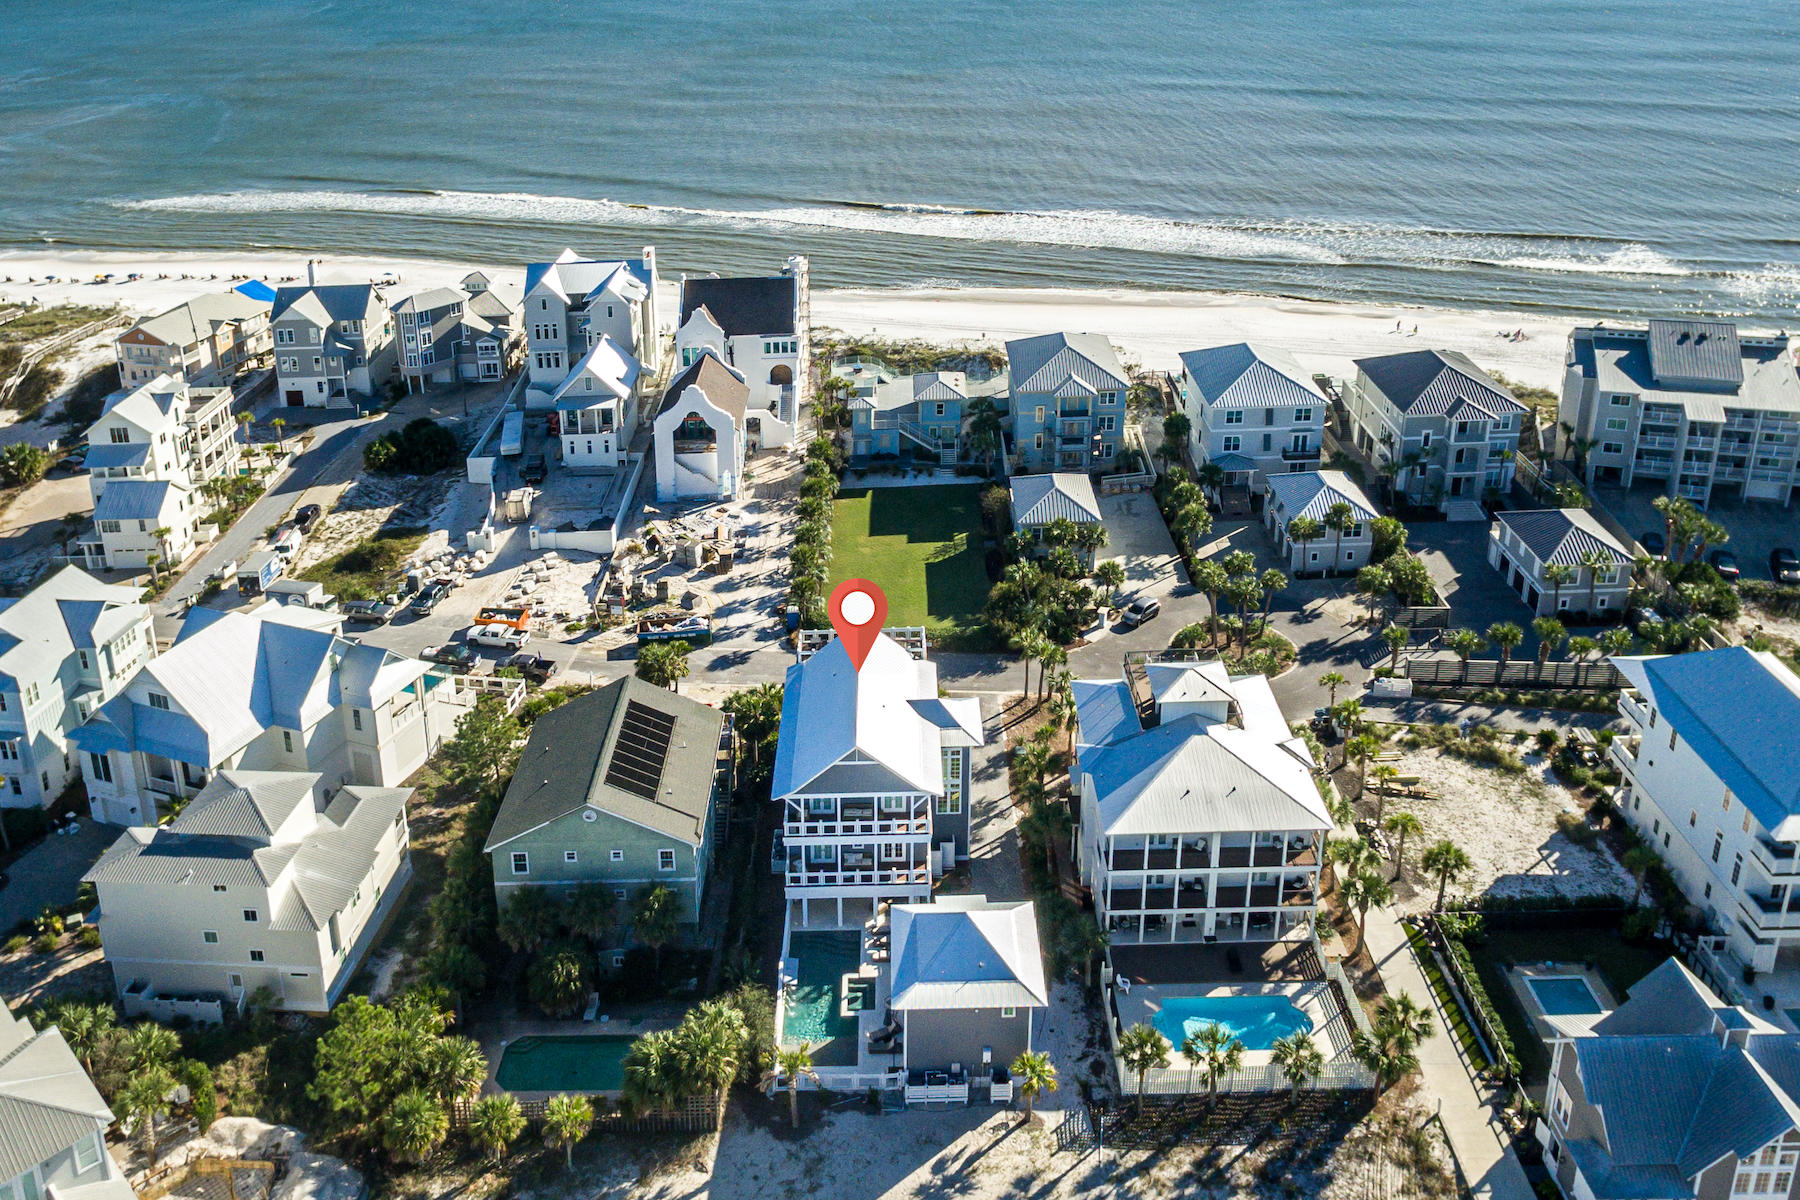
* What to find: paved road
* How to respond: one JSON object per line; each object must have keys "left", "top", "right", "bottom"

{"left": 1363, "top": 903, "right": 1537, "bottom": 1200}
{"left": 0, "top": 822, "right": 114, "bottom": 934}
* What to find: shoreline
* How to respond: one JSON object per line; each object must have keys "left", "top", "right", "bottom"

{"left": 0, "top": 248, "right": 1587, "bottom": 389}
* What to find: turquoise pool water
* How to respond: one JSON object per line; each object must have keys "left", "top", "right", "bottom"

{"left": 1152, "top": 995, "right": 1310, "bottom": 1051}
{"left": 495, "top": 1035, "right": 634, "bottom": 1092}
{"left": 1526, "top": 976, "right": 1605, "bottom": 1016}
{"left": 782, "top": 931, "right": 863, "bottom": 1062}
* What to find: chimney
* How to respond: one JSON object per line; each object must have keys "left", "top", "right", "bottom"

{"left": 306, "top": 259, "right": 316, "bottom": 287}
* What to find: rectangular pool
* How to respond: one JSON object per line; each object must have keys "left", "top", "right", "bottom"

{"left": 781, "top": 931, "right": 863, "bottom": 1065}
{"left": 1526, "top": 976, "right": 1605, "bottom": 1016}
{"left": 494, "top": 1034, "right": 634, "bottom": 1093}
{"left": 1151, "top": 994, "right": 1311, "bottom": 1051}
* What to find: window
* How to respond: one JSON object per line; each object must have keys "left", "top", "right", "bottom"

{"left": 1602, "top": 442, "right": 1624, "bottom": 454}
{"left": 109, "top": 426, "right": 130, "bottom": 444}
{"left": 283, "top": 730, "right": 294, "bottom": 753}
{"left": 1610, "top": 393, "right": 1631, "bottom": 406}
{"left": 249, "top": 949, "right": 264, "bottom": 962}
{"left": 1224, "top": 410, "right": 1243, "bottom": 425}
{"left": 512, "top": 852, "right": 529, "bottom": 875}
{"left": 1222, "top": 435, "right": 1240, "bottom": 452}
{"left": 276, "top": 327, "right": 294, "bottom": 345}
{"left": 148, "top": 692, "right": 170, "bottom": 710}
{"left": 203, "top": 930, "right": 219, "bottom": 944}
{"left": 564, "top": 850, "right": 578, "bottom": 864}
{"left": 879, "top": 795, "right": 908, "bottom": 813}
{"left": 352, "top": 709, "right": 363, "bottom": 732}
{"left": 243, "top": 908, "right": 258, "bottom": 922}
{"left": 1606, "top": 417, "right": 1627, "bottom": 431}
{"left": 1550, "top": 1080, "right": 1571, "bottom": 1127}
{"left": 611, "top": 953, "right": 625, "bottom": 969}
{"left": 610, "top": 849, "right": 624, "bottom": 862}
{"left": 614, "top": 888, "right": 627, "bottom": 901}
{"left": 1294, "top": 407, "right": 1313, "bottom": 423}
{"left": 89, "top": 752, "right": 112, "bottom": 783}
{"left": 1733, "top": 854, "right": 1743, "bottom": 886}
{"left": 74, "top": 1132, "right": 102, "bottom": 1173}
{"left": 1713, "top": 832, "right": 1723, "bottom": 862}
{"left": 658, "top": 849, "right": 676, "bottom": 871}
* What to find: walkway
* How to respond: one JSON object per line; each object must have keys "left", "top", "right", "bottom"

{"left": 1361, "top": 903, "right": 1535, "bottom": 1200}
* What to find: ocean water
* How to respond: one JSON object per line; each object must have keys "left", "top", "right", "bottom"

{"left": 3, "top": 0, "right": 1799, "bottom": 318}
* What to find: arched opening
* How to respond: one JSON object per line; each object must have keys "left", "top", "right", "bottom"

{"left": 769, "top": 364, "right": 794, "bottom": 386}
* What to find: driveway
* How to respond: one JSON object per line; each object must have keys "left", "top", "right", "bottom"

{"left": 1407, "top": 521, "right": 1545, "bottom": 654}
{"left": 1594, "top": 480, "right": 1796, "bottom": 582}
{"left": 0, "top": 822, "right": 114, "bottom": 935}
{"left": 1097, "top": 490, "right": 1182, "bottom": 600}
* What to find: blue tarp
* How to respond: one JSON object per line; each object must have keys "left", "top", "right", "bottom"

{"left": 233, "top": 279, "right": 278, "bottom": 303}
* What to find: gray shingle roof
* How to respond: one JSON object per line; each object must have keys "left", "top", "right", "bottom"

{"left": 1005, "top": 332, "right": 1127, "bottom": 396}
{"left": 659, "top": 351, "right": 749, "bottom": 424}
{"left": 679, "top": 275, "right": 797, "bottom": 337}
{"left": 1009, "top": 472, "right": 1102, "bottom": 526}
{"left": 1354, "top": 349, "right": 1526, "bottom": 418}
{"left": 1493, "top": 508, "right": 1632, "bottom": 568}
{"left": 272, "top": 283, "right": 378, "bottom": 326}
{"left": 484, "top": 677, "right": 726, "bottom": 851}
{"left": 1179, "top": 342, "right": 1325, "bottom": 410}
{"left": 123, "top": 291, "right": 269, "bottom": 348}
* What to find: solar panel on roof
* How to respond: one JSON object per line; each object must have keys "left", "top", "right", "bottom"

{"left": 603, "top": 701, "right": 677, "bottom": 800}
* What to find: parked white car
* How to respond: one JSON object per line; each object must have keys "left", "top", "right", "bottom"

{"left": 468, "top": 625, "right": 530, "bottom": 649}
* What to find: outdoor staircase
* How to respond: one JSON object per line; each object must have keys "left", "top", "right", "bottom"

{"left": 871, "top": 412, "right": 939, "bottom": 456}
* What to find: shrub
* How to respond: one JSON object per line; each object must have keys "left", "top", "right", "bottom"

{"left": 0, "top": 443, "right": 49, "bottom": 488}
{"left": 1554, "top": 811, "right": 1598, "bottom": 847}
{"left": 363, "top": 418, "right": 458, "bottom": 475}
{"left": 1440, "top": 929, "right": 1519, "bottom": 1078}
{"left": 32, "top": 933, "right": 57, "bottom": 955}
{"left": 3, "top": 935, "right": 26, "bottom": 955}
{"left": 1534, "top": 729, "right": 1559, "bottom": 752}
{"left": 181, "top": 1060, "right": 218, "bottom": 1131}
{"left": 1621, "top": 908, "right": 1659, "bottom": 943}
{"left": 78, "top": 926, "right": 102, "bottom": 949}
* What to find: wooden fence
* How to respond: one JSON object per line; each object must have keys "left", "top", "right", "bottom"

{"left": 449, "top": 1091, "right": 723, "bottom": 1134}
{"left": 1393, "top": 603, "right": 1451, "bottom": 629}
{"left": 1400, "top": 658, "right": 1624, "bottom": 691}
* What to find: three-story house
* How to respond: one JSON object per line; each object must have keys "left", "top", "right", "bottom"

{"left": 523, "top": 248, "right": 659, "bottom": 397}
{"left": 1180, "top": 342, "right": 1326, "bottom": 501}
{"left": 271, "top": 276, "right": 395, "bottom": 407}
{"left": 1006, "top": 332, "right": 1129, "bottom": 473}
{"left": 1345, "top": 349, "right": 1527, "bottom": 511}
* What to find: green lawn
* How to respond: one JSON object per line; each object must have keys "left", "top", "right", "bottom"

{"left": 828, "top": 485, "right": 991, "bottom": 642}
{"left": 1463, "top": 925, "right": 1672, "bottom": 1085}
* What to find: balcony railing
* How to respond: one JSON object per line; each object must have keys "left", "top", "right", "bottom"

{"left": 1619, "top": 692, "right": 1648, "bottom": 728}
{"left": 787, "top": 865, "right": 931, "bottom": 888}
{"left": 785, "top": 816, "right": 931, "bottom": 839}
{"left": 1743, "top": 893, "right": 1800, "bottom": 929}
{"left": 1751, "top": 837, "right": 1800, "bottom": 878}
{"left": 1281, "top": 445, "right": 1318, "bottom": 461}
{"left": 1638, "top": 434, "right": 1677, "bottom": 450}
{"left": 1686, "top": 436, "right": 1718, "bottom": 452}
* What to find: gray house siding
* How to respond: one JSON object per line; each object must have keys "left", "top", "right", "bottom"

{"left": 930, "top": 747, "right": 972, "bottom": 860}
{"left": 490, "top": 807, "right": 706, "bottom": 925}
{"left": 905, "top": 1006, "right": 1030, "bottom": 1073}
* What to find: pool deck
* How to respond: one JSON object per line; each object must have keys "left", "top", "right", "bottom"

{"left": 1111, "top": 938, "right": 1324, "bottom": 986}
{"left": 1504, "top": 961, "right": 1617, "bottom": 1043}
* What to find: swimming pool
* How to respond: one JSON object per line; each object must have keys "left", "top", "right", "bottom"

{"left": 1151, "top": 994, "right": 1311, "bottom": 1051}
{"left": 495, "top": 1034, "right": 634, "bottom": 1092}
{"left": 781, "top": 930, "right": 863, "bottom": 1063}
{"left": 1526, "top": 976, "right": 1605, "bottom": 1016}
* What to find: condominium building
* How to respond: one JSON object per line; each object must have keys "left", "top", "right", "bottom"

{"left": 114, "top": 289, "right": 272, "bottom": 388}
{"left": 1073, "top": 660, "right": 1328, "bottom": 945}
{"left": 0, "top": 567, "right": 153, "bottom": 813}
{"left": 1560, "top": 320, "right": 1800, "bottom": 508}
{"left": 1344, "top": 349, "right": 1527, "bottom": 511}
{"left": 1608, "top": 648, "right": 1800, "bottom": 979}
{"left": 1180, "top": 342, "right": 1325, "bottom": 493}
{"left": 85, "top": 768, "right": 412, "bottom": 1016}
{"left": 676, "top": 258, "right": 811, "bottom": 424}
{"left": 1538, "top": 957, "right": 1800, "bottom": 1200}
{"left": 770, "top": 630, "right": 984, "bottom": 929}
{"left": 522, "top": 248, "right": 660, "bottom": 395}
{"left": 0, "top": 1003, "right": 135, "bottom": 1200}
{"left": 1006, "top": 332, "right": 1128, "bottom": 473}
{"left": 71, "top": 605, "right": 469, "bottom": 827}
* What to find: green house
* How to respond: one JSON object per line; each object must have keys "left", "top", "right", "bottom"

{"left": 484, "top": 676, "right": 732, "bottom": 929}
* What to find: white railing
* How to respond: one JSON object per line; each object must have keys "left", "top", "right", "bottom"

{"left": 449, "top": 675, "right": 527, "bottom": 713}
{"left": 786, "top": 817, "right": 931, "bottom": 839}
{"left": 906, "top": 1080, "right": 971, "bottom": 1105}
{"left": 787, "top": 866, "right": 931, "bottom": 888}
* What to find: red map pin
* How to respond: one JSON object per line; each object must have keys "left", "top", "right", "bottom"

{"left": 828, "top": 578, "right": 887, "bottom": 671}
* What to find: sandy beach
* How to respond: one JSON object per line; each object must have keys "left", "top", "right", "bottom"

{"left": 0, "top": 248, "right": 1574, "bottom": 388}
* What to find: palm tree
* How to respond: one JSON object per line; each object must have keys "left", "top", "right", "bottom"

{"left": 1092, "top": 559, "right": 1126, "bottom": 609}
{"left": 144, "top": 552, "right": 162, "bottom": 584}
{"left": 1318, "top": 671, "right": 1347, "bottom": 706}
{"left": 1446, "top": 628, "right": 1485, "bottom": 680}
{"left": 1193, "top": 560, "right": 1228, "bottom": 637}
{"left": 122, "top": 1021, "right": 180, "bottom": 1072}
{"left": 1381, "top": 624, "right": 1409, "bottom": 672}
{"left": 1195, "top": 462, "right": 1226, "bottom": 495}
{"left": 236, "top": 411, "right": 255, "bottom": 444}
{"left": 118, "top": 1064, "right": 177, "bottom": 1166}
{"left": 468, "top": 1094, "right": 526, "bottom": 1165}
{"left": 1010, "top": 1050, "right": 1058, "bottom": 1125}
{"left": 1542, "top": 562, "right": 1577, "bottom": 614}
{"left": 151, "top": 526, "right": 173, "bottom": 576}
{"left": 1330, "top": 698, "right": 1365, "bottom": 740}
{"left": 1567, "top": 635, "right": 1598, "bottom": 662}
{"left": 622, "top": 1028, "right": 685, "bottom": 1115}
{"left": 1578, "top": 549, "right": 1615, "bottom": 614}
{"left": 1486, "top": 621, "right": 1524, "bottom": 668}
{"left": 966, "top": 397, "right": 1003, "bottom": 474}
{"left": 1185, "top": 1023, "right": 1245, "bottom": 1104}
{"left": 563, "top": 882, "right": 619, "bottom": 946}
{"left": 1270, "top": 1031, "right": 1324, "bottom": 1100}
{"left": 1161, "top": 411, "right": 1192, "bottom": 468}
{"left": 1345, "top": 732, "right": 1379, "bottom": 797}
{"left": 1172, "top": 502, "right": 1212, "bottom": 552}
{"left": 1257, "top": 569, "right": 1286, "bottom": 634}
{"left": 674, "top": 998, "right": 748, "bottom": 1100}
{"left": 425, "top": 1036, "right": 488, "bottom": 1102}
{"left": 1354, "top": 993, "right": 1435, "bottom": 1096}
{"left": 1324, "top": 501, "right": 1356, "bottom": 576}
{"left": 762, "top": 1044, "right": 820, "bottom": 1128}
{"left": 1355, "top": 564, "right": 1390, "bottom": 624}
{"left": 1368, "top": 765, "right": 1400, "bottom": 822}
{"left": 270, "top": 416, "right": 287, "bottom": 452}
{"left": 1116, "top": 1024, "right": 1171, "bottom": 1116}
{"left": 1420, "top": 839, "right": 1472, "bottom": 911}
{"left": 382, "top": 1088, "right": 449, "bottom": 1164}
{"left": 1383, "top": 811, "right": 1422, "bottom": 878}
{"left": 636, "top": 639, "right": 691, "bottom": 692}
{"left": 50, "top": 1002, "right": 115, "bottom": 1074}
{"left": 1340, "top": 867, "right": 1392, "bottom": 953}
{"left": 1287, "top": 515, "right": 1325, "bottom": 573}
{"left": 1013, "top": 628, "right": 1050, "bottom": 702}
{"left": 1598, "top": 626, "right": 1634, "bottom": 657}
{"left": 1533, "top": 617, "right": 1567, "bottom": 667}
{"left": 1624, "top": 845, "right": 1659, "bottom": 908}
{"left": 542, "top": 1093, "right": 594, "bottom": 1169}
{"left": 632, "top": 884, "right": 679, "bottom": 970}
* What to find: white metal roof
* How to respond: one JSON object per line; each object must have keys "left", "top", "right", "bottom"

{"left": 888, "top": 896, "right": 1048, "bottom": 1012}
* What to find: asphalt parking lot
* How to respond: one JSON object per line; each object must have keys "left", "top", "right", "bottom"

{"left": 1594, "top": 481, "right": 1799, "bottom": 582}
{"left": 1406, "top": 520, "right": 1543, "bottom": 644}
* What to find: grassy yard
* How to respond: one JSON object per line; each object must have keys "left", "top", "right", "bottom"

{"left": 828, "top": 485, "right": 991, "bottom": 642}
{"left": 1463, "top": 923, "right": 1672, "bottom": 1084}
{"left": 298, "top": 525, "right": 428, "bottom": 600}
